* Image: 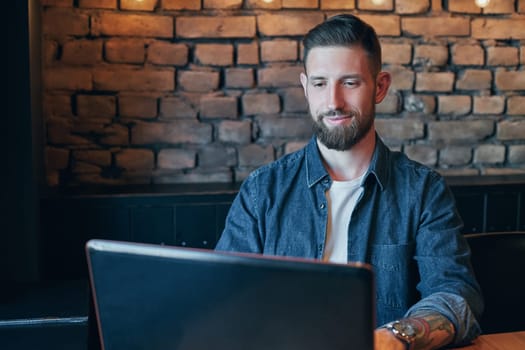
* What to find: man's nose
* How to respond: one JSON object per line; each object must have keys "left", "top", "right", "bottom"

{"left": 327, "top": 84, "right": 345, "bottom": 110}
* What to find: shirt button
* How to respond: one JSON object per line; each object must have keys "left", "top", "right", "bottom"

{"left": 319, "top": 203, "right": 325, "bottom": 209}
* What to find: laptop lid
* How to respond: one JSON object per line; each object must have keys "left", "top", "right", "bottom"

{"left": 86, "top": 239, "right": 375, "bottom": 350}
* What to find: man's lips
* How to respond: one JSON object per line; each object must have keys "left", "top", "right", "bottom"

{"left": 322, "top": 115, "right": 353, "bottom": 125}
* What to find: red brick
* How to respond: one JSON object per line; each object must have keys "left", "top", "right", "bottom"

{"left": 376, "top": 91, "right": 401, "bottom": 114}
{"left": 43, "top": 0, "right": 74, "bottom": 6}
{"left": 257, "top": 13, "right": 324, "bottom": 36}
{"left": 507, "top": 96, "right": 525, "bottom": 115}
{"left": 71, "top": 123, "right": 129, "bottom": 146}
{"left": 200, "top": 95, "right": 238, "bottom": 119}
{"left": 283, "top": 0, "right": 318, "bottom": 8}
{"left": 474, "top": 145, "right": 505, "bottom": 164}
{"left": 258, "top": 116, "right": 312, "bottom": 139}
{"left": 388, "top": 65, "right": 415, "bottom": 90}
{"left": 497, "top": 120, "right": 525, "bottom": 140}
{"left": 116, "top": 149, "right": 154, "bottom": 170}
{"left": 404, "top": 94, "right": 436, "bottom": 113}
{"left": 258, "top": 66, "right": 303, "bottom": 88}
{"left": 73, "top": 149, "right": 112, "bottom": 166}
{"left": 483, "top": 0, "right": 515, "bottom": 14}
{"left": 121, "top": 0, "right": 157, "bottom": 11}
{"left": 47, "top": 122, "right": 91, "bottom": 145}
{"left": 158, "top": 149, "right": 196, "bottom": 170}
{"left": 320, "top": 0, "right": 355, "bottom": 10}
{"left": 242, "top": 93, "right": 281, "bottom": 115}
{"left": 46, "top": 147, "right": 70, "bottom": 170}
{"left": 132, "top": 121, "right": 212, "bottom": 144}
{"left": 148, "top": 42, "right": 188, "bottom": 66}
{"left": 76, "top": 94, "right": 116, "bottom": 119}
{"left": 472, "top": 19, "right": 525, "bottom": 39}
{"left": 261, "top": 40, "right": 298, "bottom": 62}
{"left": 448, "top": 0, "right": 480, "bottom": 13}
{"left": 246, "top": 0, "right": 283, "bottom": 9}
{"left": 495, "top": 70, "right": 525, "bottom": 91}
{"left": 44, "top": 94, "right": 73, "bottom": 118}
{"left": 105, "top": 39, "right": 146, "bottom": 64}
{"left": 520, "top": 0, "right": 525, "bottom": 13}
{"left": 428, "top": 120, "right": 494, "bottom": 143}
{"left": 204, "top": 0, "right": 243, "bottom": 8}
{"left": 404, "top": 145, "right": 437, "bottom": 166}
{"left": 178, "top": 70, "right": 220, "bottom": 92}
{"left": 199, "top": 145, "right": 237, "bottom": 168}
{"left": 413, "top": 45, "right": 448, "bottom": 67}
{"left": 375, "top": 119, "right": 424, "bottom": 140}
{"left": 225, "top": 68, "right": 255, "bottom": 88}
{"left": 473, "top": 96, "right": 505, "bottom": 115}
{"left": 402, "top": 17, "right": 469, "bottom": 37}
{"left": 42, "top": 8, "right": 90, "bottom": 36}
{"left": 396, "top": 0, "right": 429, "bottom": 14}
{"left": 456, "top": 69, "right": 492, "bottom": 91}
{"left": 218, "top": 120, "right": 252, "bottom": 144}
{"left": 176, "top": 16, "right": 255, "bottom": 38}
{"left": 161, "top": 0, "right": 201, "bottom": 10}
{"left": 92, "top": 12, "right": 173, "bottom": 38}
{"left": 94, "top": 68, "right": 175, "bottom": 92}
{"left": 487, "top": 46, "right": 519, "bottom": 66}
{"left": 438, "top": 95, "right": 471, "bottom": 115}
{"left": 440, "top": 146, "right": 472, "bottom": 166}
{"left": 61, "top": 40, "right": 103, "bottom": 65}
{"left": 43, "top": 40, "right": 59, "bottom": 66}
{"left": 160, "top": 96, "right": 198, "bottom": 119}
{"left": 382, "top": 43, "right": 412, "bottom": 65}
{"left": 72, "top": 161, "right": 101, "bottom": 174}
{"left": 416, "top": 72, "right": 454, "bottom": 92}
{"left": 356, "top": 15, "right": 401, "bottom": 36}
{"left": 284, "top": 141, "right": 308, "bottom": 154}
{"left": 452, "top": 44, "right": 484, "bottom": 66}
{"left": 44, "top": 68, "right": 93, "bottom": 90}
{"left": 195, "top": 44, "right": 234, "bottom": 66}
{"left": 238, "top": 144, "right": 274, "bottom": 167}
{"left": 282, "top": 87, "right": 308, "bottom": 113}
{"left": 119, "top": 94, "right": 158, "bottom": 119}
{"left": 509, "top": 145, "right": 525, "bottom": 163}
{"left": 359, "top": 0, "right": 393, "bottom": 11}
{"left": 79, "top": 0, "right": 117, "bottom": 8}
{"left": 237, "top": 42, "right": 259, "bottom": 65}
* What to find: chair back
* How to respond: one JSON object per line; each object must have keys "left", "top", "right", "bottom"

{"left": 465, "top": 232, "right": 525, "bottom": 333}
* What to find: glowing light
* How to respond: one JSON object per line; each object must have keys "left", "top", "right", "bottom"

{"left": 371, "top": 0, "right": 386, "bottom": 4}
{"left": 262, "top": 0, "right": 274, "bottom": 3}
{"left": 475, "top": 0, "right": 490, "bottom": 8}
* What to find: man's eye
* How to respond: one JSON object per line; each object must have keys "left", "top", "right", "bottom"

{"left": 311, "top": 81, "right": 326, "bottom": 88}
{"left": 343, "top": 80, "right": 358, "bottom": 87}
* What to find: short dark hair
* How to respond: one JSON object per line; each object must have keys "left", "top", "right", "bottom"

{"left": 302, "top": 14, "right": 382, "bottom": 76}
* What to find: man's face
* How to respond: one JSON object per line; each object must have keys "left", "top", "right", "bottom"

{"left": 300, "top": 46, "right": 387, "bottom": 151}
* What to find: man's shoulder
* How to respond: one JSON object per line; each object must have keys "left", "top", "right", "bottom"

{"left": 388, "top": 149, "right": 444, "bottom": 186}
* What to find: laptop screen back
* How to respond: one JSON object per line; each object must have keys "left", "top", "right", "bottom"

{"left": 86, "top": 239, "right": 375, "bottom": 350}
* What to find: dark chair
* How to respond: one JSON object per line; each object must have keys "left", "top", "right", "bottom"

{"left": 465, "top": 232, "right": 525, "bottom": 333}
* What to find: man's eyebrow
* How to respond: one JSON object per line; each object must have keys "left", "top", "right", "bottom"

{"left": 307, "top": 74, "right": 363, "bottom": 80}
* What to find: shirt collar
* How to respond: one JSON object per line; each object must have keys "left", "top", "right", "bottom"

{"left": 305, "top": 133, "right": 390, "bottom": 191}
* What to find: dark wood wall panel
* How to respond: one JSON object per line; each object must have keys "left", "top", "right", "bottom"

{"left": 39, "top": 182, "right": 524, "bottom": 281}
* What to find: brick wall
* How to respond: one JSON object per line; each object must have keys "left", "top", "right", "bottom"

{"left": 41, "top": 0, "right": 525, "bottom": 186}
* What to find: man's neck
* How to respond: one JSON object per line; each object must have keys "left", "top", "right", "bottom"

{"left": 317, "top": 128, "right": 376, "bottom": 182}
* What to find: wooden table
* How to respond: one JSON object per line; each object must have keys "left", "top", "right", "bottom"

{"left": 457, "top": 331, "right": 525, "bottom": 349}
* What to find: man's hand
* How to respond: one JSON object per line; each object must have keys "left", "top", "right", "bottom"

{"left": 374, "top": 312, "right": 455, "bottom": 350}
{"left": 375, "top": 327, "right": 408, "bottom": 350}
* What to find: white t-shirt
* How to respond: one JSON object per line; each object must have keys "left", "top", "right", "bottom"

{"left": 322, "top": 175, "right": 365, "bottom": 263}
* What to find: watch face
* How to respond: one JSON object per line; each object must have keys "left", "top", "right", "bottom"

{"left": 392, "top": 320, "right": 417, "bottom": 338}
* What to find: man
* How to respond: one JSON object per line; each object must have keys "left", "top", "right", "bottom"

{"left": 216, "top": 14, "right": 483, "bottom": 350}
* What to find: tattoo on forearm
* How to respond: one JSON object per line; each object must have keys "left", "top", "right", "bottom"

{"left": 408, "top": 313, "right": 455, "bottom": 350}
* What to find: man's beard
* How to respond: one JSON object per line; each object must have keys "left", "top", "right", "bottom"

{"left": 312, "top": 108, "right": 374, "bottom": 151}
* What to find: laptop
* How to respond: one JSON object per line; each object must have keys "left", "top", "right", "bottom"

{"left": 86, "top": 239, "right": 375, "bottom": 350}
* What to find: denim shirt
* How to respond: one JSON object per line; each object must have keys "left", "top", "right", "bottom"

{"left": 216, "top": 135, "right": 483, "bottom": 345}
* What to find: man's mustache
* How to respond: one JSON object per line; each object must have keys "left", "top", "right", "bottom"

{"left": 319, "top": 110, "right": 356, "bottom": 119}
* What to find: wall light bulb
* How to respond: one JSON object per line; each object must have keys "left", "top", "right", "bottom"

{"left": 475, "top": 0, "right": 490, "bottom": 8}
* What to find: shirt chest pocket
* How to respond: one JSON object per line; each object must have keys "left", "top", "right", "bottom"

{"left": 370, "top": 243, "right": 417, "bottom": 310}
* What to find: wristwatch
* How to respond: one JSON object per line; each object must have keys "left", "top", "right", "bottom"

{"left": 384, "top": 319, "right": 417, "bottom": 350}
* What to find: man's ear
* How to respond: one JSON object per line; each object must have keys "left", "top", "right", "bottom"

{"left": 300, "top": 72, "right": 308, "bottom": 97}
{"left": 375, "top": 71, "right": 391, "bottom": 104}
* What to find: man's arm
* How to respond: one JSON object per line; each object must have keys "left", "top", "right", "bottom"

{"left": 375, "top": 312, "right": 455, "bottom": 350}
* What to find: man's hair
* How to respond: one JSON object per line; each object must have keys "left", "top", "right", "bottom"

{"left": 302, "top": 14, "right": 382, "bottom": 76}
